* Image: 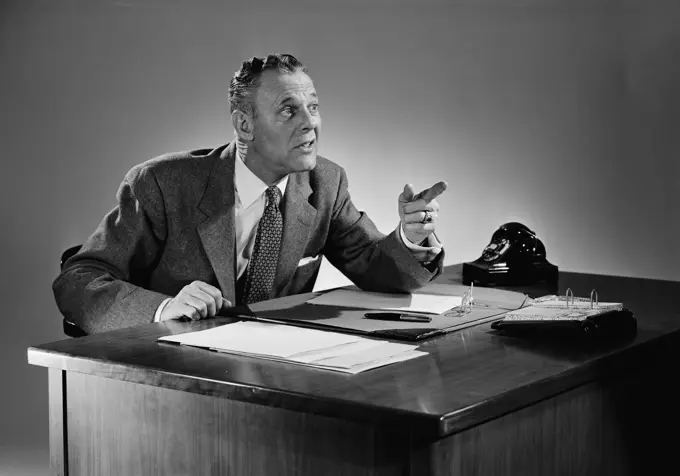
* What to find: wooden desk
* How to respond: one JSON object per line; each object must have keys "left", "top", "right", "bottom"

{"left": 29, "top": 266, "right": 680, "bottom": 475}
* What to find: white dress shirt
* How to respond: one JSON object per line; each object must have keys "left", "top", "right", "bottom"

{"left": 232, "top": 152, "right": 289, "bottom": 281}
{"left": 154, "top": 152, "right": 441, "bottom": 321}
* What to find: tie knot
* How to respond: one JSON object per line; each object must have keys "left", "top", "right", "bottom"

{"left": 265, "top": 186, "right": 281, "bottom": 207}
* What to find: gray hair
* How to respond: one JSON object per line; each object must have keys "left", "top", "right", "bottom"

{"left": 229, "top": 53, "right": 309, "bottom": 117}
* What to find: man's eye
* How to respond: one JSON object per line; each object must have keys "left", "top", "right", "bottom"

{"left": 309, "top": 104, "right": 319, "bottom": 114}
{"left": 280, "top": 106, "right": 294, "bottom": 116}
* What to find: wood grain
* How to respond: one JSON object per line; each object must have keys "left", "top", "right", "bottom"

{"left": 48, "top": 368, "right": 66, "bottom": 476}
{"left": 59, "top": 348, "right": 680, "bottom": 476}
{"left": 28, "top": 266, "right": 680, "bottom": 439}
{"left": 410, "top": 362, "right": 680, "bottom": 476}
{"left": 412, "top": 381, "right": 620, "bottom": 476}
{"left": 65, "top": 372, "right": 411, "bottom": 476}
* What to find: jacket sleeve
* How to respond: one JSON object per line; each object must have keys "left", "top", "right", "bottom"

{"left": 52, "top": 165, "right": 170, "bottom": 334}
{"left": 322, "top": 168, "right": 444, "bottom": 293}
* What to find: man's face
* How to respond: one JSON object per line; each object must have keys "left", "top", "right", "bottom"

{"left": 250, "top": 69, "right": 321, "bottom": 181}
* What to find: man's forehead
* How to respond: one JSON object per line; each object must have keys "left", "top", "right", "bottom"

{"left": 256, "top": 70, "right": 317, "bottom": 105}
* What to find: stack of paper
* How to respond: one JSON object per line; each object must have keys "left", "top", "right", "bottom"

{"left": 501, "top": 294, "right": 623, "bottom": 322}
{"left": 158, "top": 321, "right": 426, "bottom": 374}
{"left": 306, "top": 288, "right": 462, "bottom": 314}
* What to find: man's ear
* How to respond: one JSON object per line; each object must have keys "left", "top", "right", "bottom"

{"left": 231, "top": 110, "right": 254, "bottom": 141}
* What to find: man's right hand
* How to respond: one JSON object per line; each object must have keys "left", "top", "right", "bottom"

{"left": 160, "top": 281, "right": 230, "bottom": 321}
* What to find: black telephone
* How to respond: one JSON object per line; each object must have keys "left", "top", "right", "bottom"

{"left": 463, "top": 222, "right": 558, "bottom": 286}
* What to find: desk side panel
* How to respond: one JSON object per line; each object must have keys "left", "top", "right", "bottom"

{"left": 48, "top": 368, "right": 66, "bottom": 476}
{"left": 411, "top": 368, "right": 680, "bottom": 476}
{"left": 412, "top": 382, "right": 617, "bottom": 476}
{"left": 64, "top": 372, "right": 411, "bottom": 476}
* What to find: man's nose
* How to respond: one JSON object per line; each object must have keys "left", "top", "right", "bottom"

{"left": 299, "top": 107, "right": 319, "bottom": 131}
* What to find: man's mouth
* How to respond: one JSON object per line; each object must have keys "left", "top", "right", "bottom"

{"left": 296, "top": 139, "right": 315, "bottom": 149}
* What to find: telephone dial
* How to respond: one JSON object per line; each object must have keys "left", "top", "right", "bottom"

{"left": 462, "top": 222, "right": 558, "bottom": 286}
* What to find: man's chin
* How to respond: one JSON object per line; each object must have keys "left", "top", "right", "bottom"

{"left": 292, "top": 152, "right": 317, "bottom": 172}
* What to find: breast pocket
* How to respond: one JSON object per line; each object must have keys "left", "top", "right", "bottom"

{"left": 287, "top": 254, "right": 322, "bottom": 294}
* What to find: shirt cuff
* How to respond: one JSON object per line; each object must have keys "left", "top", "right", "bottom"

{"left": 154, "top": 298, "right": 172, "bottom": 323}
{"left": 399, "top": 222, "right": 443, "bottom": 252}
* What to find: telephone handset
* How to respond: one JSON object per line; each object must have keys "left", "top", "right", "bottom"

{"left": 463, "top": 222, "right": 558, "bottom": 286}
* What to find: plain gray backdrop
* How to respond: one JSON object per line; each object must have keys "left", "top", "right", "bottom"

{"left": 1, "top": 0, "right": 678, "bottom": 473}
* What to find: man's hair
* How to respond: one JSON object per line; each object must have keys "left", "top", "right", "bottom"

{"left": 229, "top": 53, "right": 308, "bottom": 117}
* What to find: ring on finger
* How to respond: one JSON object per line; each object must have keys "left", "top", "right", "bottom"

{"left": 422, "top": 210, "right": 433, "bottom": 224}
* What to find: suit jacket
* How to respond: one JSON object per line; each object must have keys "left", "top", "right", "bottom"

{"left": 53, "top": 142, "right": 444, "bottom": 334}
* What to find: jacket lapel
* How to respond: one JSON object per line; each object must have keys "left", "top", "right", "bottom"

{"left": 274, "top": 171, "right": 317, "bottom": 295}
{"left": 196, "top": 143, "right": 237, "bottom": 305}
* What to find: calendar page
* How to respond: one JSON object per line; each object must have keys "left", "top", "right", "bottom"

{"left": 500, "top": 294, "right": 623, "bottom": 322}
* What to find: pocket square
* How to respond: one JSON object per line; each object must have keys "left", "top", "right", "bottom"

{"left": 297, "top": 255, "right": 321, "bottom": 267}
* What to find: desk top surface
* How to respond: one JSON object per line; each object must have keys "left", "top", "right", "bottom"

{"left": 29, "top": 265, "right": 680, "bottom": 438}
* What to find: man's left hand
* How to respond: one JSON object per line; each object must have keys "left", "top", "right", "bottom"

{"left": 398, "top": 181, "right": 448, "bottom": 245}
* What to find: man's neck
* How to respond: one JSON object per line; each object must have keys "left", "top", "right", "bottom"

{"left": 235, "top": 140, "right": 284, "bottom": 186}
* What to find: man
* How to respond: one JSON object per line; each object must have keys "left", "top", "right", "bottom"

{"left": 53, "top": 53, "right": 448, "bottom": 334}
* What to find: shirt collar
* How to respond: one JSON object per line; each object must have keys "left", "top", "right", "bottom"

{"left": 234, "top": 148, "right": 288, "bottom": 208}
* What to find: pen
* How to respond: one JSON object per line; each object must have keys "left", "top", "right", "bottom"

{"left": 364, "top": 312, "right": 433, "bottom": 323}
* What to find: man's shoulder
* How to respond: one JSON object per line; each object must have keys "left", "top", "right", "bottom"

{"left": 125, "top": 144, "right": 227, "bottom": 185}
{"left": 134, "top": 145, "right": 224, "bottom": 174}
{"left": 310, "top": 155, "right": 345, "bottom": 181}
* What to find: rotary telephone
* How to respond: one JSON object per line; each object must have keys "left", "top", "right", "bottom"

{"left": 462, "top": 222, "right": 558, "bottom": 286}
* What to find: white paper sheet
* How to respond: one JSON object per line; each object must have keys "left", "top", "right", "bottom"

{"left": 289, "top": 339, "right": 387, "bottom": 363}
{"left": 306, "top": 288, "right": 462, "bottom": 314}
{"left": 299, "top": 342, "right": 420, "bottom": 368}
{"left": 159, "top": 321, "right": 362, "bottom": 358}
{"left": 158, "top": 321, "right": 426, "bottom": 374}
{"left": 312, "top": 351, "right": 427, "bottom": 374}
{"left": 213, "top": 349, "right": 427, "bottom": 375}
{"left": 290, "top": 340, "right": 415, "bottom": 365}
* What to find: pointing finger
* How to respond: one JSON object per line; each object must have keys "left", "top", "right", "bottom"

{"left": 415, "top": 181, "right": 448, "bottom": 202}
{"left": 399, "top": 183, "right": 416, "bottom": 203}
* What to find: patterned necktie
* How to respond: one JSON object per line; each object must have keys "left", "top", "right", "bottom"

{"left": 243, "top": 186, "right": 283, "bottom": 304}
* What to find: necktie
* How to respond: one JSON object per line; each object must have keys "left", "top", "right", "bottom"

{"left": 243, "top": 186, "right": 283, "bottom": 304}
